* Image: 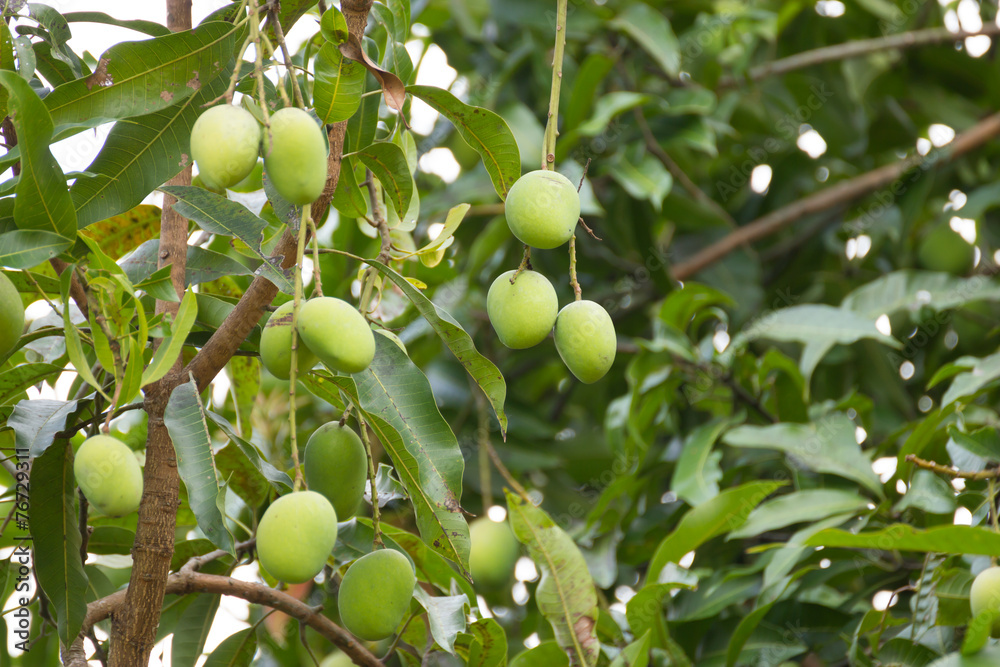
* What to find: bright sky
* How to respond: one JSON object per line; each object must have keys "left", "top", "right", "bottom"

{"left": 4, "top": 2, "right": 461, "bottom": 663}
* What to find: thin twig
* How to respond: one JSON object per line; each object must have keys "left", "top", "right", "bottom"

{"left": 568, "top": 235, "right": 581, "bottom": 301}
{"left": 718, "top": 25, "right": 1000, "bottom": 89}
{"left": 357, "top": 418, "right": 384, "bottom": 549}
{"left": 287, "top": 206, "right": 311, "bottom": 492}
{"left": 267, "top": 6, "right": 305, "bottom": 108}
{"left": 483, "top": 438, "right": 532, "bottom": 504}
{"left": 633, "top": 108, "right": 737, "bottom": 229}
{"left": 672, "top": 111, "right": 1000, "bottom": 280}
{"left": 905, "top": 454, "right": 1000, "bottom": 480}
{"left": 540, "top": 0, "right": 568, "bottom": 167}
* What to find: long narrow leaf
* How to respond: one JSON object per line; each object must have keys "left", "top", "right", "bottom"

{"left": 505, "top": 490, "right": 599, "bottom": 667}
{"left": 142, "top": 289, "right": 198, "bottom": 387}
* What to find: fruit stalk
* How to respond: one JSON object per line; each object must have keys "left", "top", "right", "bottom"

{"left": 568, "top": 234, "right": 581, "bottom": 301}
{"left": 249, "top": 0, "right": 275, "bottom": 140}
{"left": 540, "top": 0, "right": 568, "bottom": 169}
{"left": 287, "top": 205, "right": 311, "bottom": 491}
{"left": 357, "top": 417, "right": 384, "bottom": 549}
{"left": 267, "top": 5, "right": 305, "bottom": 108}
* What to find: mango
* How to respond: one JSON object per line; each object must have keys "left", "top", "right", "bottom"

{"left": 917, "top": 222, "right": 975, "bottom": 275}
{"left": 971, "top": 566, "right": 1000, "bottom": 637}
{"left": 297, "top": 297, "right": 375, "bottom": 374}
{"left": 262, "top": 107, "right": 328, "bottom": 205}
{"left": 469, "top": 517, "right": 520, "bottom": 589}
{"left": 487, "top": 270, "right": 557, "bottom": 349}
{"left": 554, "top": 300, "right": 616, "bottom": 383}
{"left": 191, "top": 105, "right": 261, "bottom": 191}
{"left": 338, "top": 549, "right": 416, "bottom": 640}
{"left": 260, "top": 301, "right": 318, "bottom": 380}
{"left": 256, "top": 491, "right": 338, "bottom": 584}
{"left": 0, "top": 271, "right": 24, "bottom": 358}
{"left": 304, "top": 422, "right": 368, "bottom": 520}
{"left": 74, "top": 434, "right": 143, "bottom": 517}
{"left": 504, "top": 170, "right": 580, "bottom": 249}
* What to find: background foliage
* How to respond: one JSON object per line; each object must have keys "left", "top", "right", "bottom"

{"left": 3, "top": 0, "right": 1000, "bottom": 665}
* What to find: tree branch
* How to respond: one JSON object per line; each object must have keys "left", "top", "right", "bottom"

{"left": 905, "top": 454, "right": 1000, "bottom": 480}
{"left": 81, "top": 571, "right": 381, "bottom": 667}
{"left": 672, "top": 111, "right": 1000, "bottom": 280}
{"left": 717, "top": 26, "right": 1000, "bottom": 89}
{"left": 108, "top": 1, "right": 193, "bottom": 664}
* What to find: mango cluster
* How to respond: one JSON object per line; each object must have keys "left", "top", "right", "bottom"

{"left": 259, "top": 296, "right": 374, "bottom": 380}
{"left": 191, "top": 105, "right": 327, "bottom": 205}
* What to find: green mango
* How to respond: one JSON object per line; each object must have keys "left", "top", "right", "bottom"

{"left": 259, "top": 301, "right": 318, "bottom": 380}
{"left": 191, "top": 105, "right": 261, "bottom": 190}
{"left": 74, "top": 435, "right": 143, "bottom": 517}
{"left": 304, "top": 422, "right": 368, "bottom": 520}
{"left": 297, "top": 297, "right": 375, "bottom": 374}
{"left": 504, "top": 169, "right": 580, "bottom": 249}
{"left": 487, "top": 269, "right": 558, "bottom": 349}
{"left": 262, "top": 107, "right": 328, "bottom": 205}
{"left": 256, "top": 491, "right": 338, "bottom": 584}
{"left": 554, "top": 300, "right": 616, "bottom": 383}
{"left": 338, "top": 548, "right": 416, "bottom": 640}
{"left": 469, "top": 517, "right": 520, "bottom": 589}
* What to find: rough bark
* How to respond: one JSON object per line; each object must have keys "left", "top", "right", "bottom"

{"left": 106, "top": 2, "right": 192, "bottom": 665}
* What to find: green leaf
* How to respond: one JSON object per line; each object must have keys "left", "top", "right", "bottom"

{"left": 119, "top": 239, "right": 254, "bottom": 288}
{"left": 202, "top": 627, "right": 257, "bottom": 667}
{"left": 948, "top": 425, "right": 1000, "bottom": 461}
{"left": 328, "top": 335, "right": 470, "bottom": 571}
{"left": 0, "top": 362, "right": 61, "bottom": 404}
{"left": 928, "top": 647, "right": 1000, "bottom": 666}
{"left": 408, "top": 85, "right": 520, "bottom": 199}
{"left": 611, "top": 4, "right": 681, "bottom": 77}
{"left": 8, "top": 398, "right": 79, "bottom": 457}
{"left": 609, "top": 152, "right": 672, "bottom": 212}
{"left": 29, "top": 442, "right": 88, "bottom": 645}
{"left": 841, "top": 270, "right": 1000, "bottom": 318}
{"left": 0, "top": 230, "right": 70, "bottom": 268}
{"left": 142, "top": 289, "right": 197, "bottom": 387}
{"left": 728, "top": 489, "right": 872, "bottom": 539}
{"left": 158, "top": 186, "right": 293, "bottom": 293}
{"left": 164, "top": 378, "right": 234, "bottom": 554}
{"left": 62, "top": 282, "right": 112, "bottom": 401}
{"left": 646, "top": 480, "right": 786, "bottom": 584}
{"left": 377, "top": 521, "right": 477, "bottom": 601}
{"left": 894, "top": 469, "right": 957, "bottom": 515}
{"left": 62, "top": 11, "right": 172, "bottom": 37}
{"left": 505, "top": 490, "right": 600, "bottom": 667}
{"left": 86, "top": 526, "right": 136, "bottom": 555}
{"left": 214, "top": 442, "right": 270, "bottom": 508}
{"left": 670, "top": 420, "right": 725, "bottom": 506}
{"left": 354, "top": 141, "right": 413, "bottom": 219}
{"left": 509, "top": 642, "right": 570, "bottom": 667}
{"left": 70, "top": 63, "right": 232, "bottom": 227}
{"left": 806, "top": 525, "right": 1000, "bottom": 555}
{"left": 963, "top": 610, "right": 996, "bottom": 655}
{"left": 0, "top": 71, "right": 76, "bottom": 238}
{"left": 413, "top": 587, "right": 468, "bottom": 655}
{"left": 732, "top": 304, "right": 900, "bottom": 351}
{"left": 625, "top": 586, "right": 691, "bottom": 662}
{"left": 171, "top": 593, "right": 221, "bottom": 667}
{"left": 942, "top": 351, "right": 1000, "bottom": 407}
{"left": 44, "top": 21, "right": 236, "bottom": 128}
{"left": 313, "top": 42, "right": 365, "bottom": 123}
{"left": 365, "top": 258, "right": 507, "bottom": 436}
{"left": 610, "top": 630, "right": 651, "bottom": 667}
{"left": 574, "top": 92, "right": 651, "bottom": 137}
{"left": 722, "top": 414, "right": 885, "bottom": 498}
{"left": 455, "top": 618, "right": 508, "bottom": 667}
{"left": 207, "top": 412, "right": 293, "bottom": 494}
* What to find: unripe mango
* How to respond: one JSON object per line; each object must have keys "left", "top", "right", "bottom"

{"left": 191, "top": 105, "right": 262, "bottom": 191}
{"left": 338, "top": 549, "right": 416, "bottom": 640}
{"left": 469, "top": 517, "right": 520, "bottom": 589}
{"left": 304, "top": 422, "right": 367, "bottom": 520}
{"left": 0, "top": 271, "right": 24, "bottom": 358}
{"left": 256, "top": 491, "right": 338, "bottom": 583}
{"left": 554, "top": 300, "right": 616, "bottom": 384}
{"left": 487, "top": 270, "right": 557, "bottom": 349}
{"left": 297, "top": 297, "right": 375, "bottom": 374}
{"left": 260, "top": 301, "right": 318, "bottom": 380}
{"left": 971, "top": 566, "right": 1000, "bottom": 637}
{"left": 262, "top": 107, "right": 328, "bottom": 205}
{"left": 504, "top": 170, "right": 580, "bottom": 249}
{"left": 74, "top": 435, "right": 143, "bottom": 517}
